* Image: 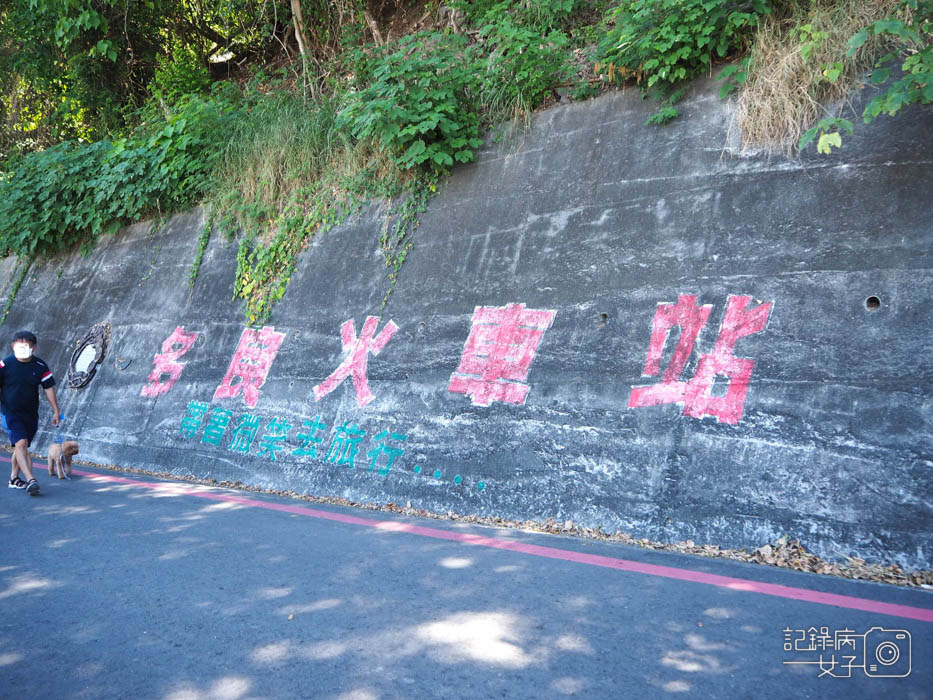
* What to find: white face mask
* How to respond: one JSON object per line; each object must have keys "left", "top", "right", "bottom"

{"left": 13, "top": 343, "right": 33, "bottom": 360}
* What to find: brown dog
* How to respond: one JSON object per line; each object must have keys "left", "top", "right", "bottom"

{"left": 48, "top": 441, "right": 79, "bottom": 479}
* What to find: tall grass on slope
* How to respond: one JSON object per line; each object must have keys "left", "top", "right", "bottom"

{"left": 207, "top": 89, "right": 411, "bottom": 322}
{"left": 212, "top": 91, "right": 344, "bottom": 235}
{"left": 734, "top": 0, "right": 905, "bottom": 154}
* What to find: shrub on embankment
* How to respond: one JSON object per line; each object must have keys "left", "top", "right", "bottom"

{"left": 0, "top": 94, "right": 237, "bottom": 259}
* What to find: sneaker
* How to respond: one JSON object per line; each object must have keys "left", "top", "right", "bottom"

{"left": 8, "top": 477, "right": 26, "bottom": 489}
{"left": 26, "top": 479, "right": 39, "bottom": 496}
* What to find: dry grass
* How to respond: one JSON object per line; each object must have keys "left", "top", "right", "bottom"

{"left": 734, "top": 0, "right": 907, "bottom": 154}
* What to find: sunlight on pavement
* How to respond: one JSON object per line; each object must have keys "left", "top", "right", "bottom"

{"left": 197, "top": 501, "right": 245, "bottom": 513}
{"left": 555, "top": 633, "right": 594, "bottom": 654}
{"left": 36, "top": 505, "right": 100, "bottom": 516}
{"left": 140, "top": 487, "right": 200, "bottom": 499}
{"left": 562, "top": 595, "right": 592, "bottom": 609}
{"left": 684, "top": 633, "right": 727, "bottom": 652}
{"left": 210, "top": 676, "right": 253, "bottom": 699}
{"left": 725, "top": 582, "right": 755, "bottom": 592}
{"left": 92, "top": 484, "right": 144, "bottom": 495}
{"left": 308, "top": 640, "right": 347, "bottom": 660}
{"left": 251, "top": 641, "right": 290, "bottom": 664}
{"left": 0, "top": 573, "right": 59, "bottom": 599}
{"left": 550, "top": 676, "right": 587, "bottom": 694}
{"left": 661, "top": 650, "right": 733, "bottom": 674}
{"left": 164, "top": 675, "right": 252, "bottom": 700}
{"left": 662, "top": 679, "right": 692, "bottom": 692}
{"left": 86, "top": 478, "right": 235, "bottom": 504}
{"left": 156, "top": 536, "right": 216, "bottom": 561}
{"left": 278, "top": 598, "right": 342, "bottom": 615}
{"left": 0, "top": 652, "right": 23, "bottom": 667}
{"left": 414, "top": 611, "right": 536, "bottom": 668}
{"left": 246, "top": 609, "right": 560, "bottom": 671}
{"left": 257, "top": 586, "right": 293, "bottom": 599}
{"left": 251, "top": 639, "right": 349, "bottom": 664}
{"left": 158, "top": 549, "right": 193, "bottom": 561}
{"left": 334, "top": 689, "right": 378, "bottom": 700}
{"left": 438, "top": 557, "right": 473, "bottom": 569}
{"left": 160, "top": 513, "right": 207, "bottom": 523}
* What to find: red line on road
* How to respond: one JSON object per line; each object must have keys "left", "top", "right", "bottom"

{"left": 9, "top": 456, "right": 933, "bottom": 622}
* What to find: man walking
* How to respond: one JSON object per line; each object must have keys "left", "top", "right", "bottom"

{"left": 1, "top": 331, "right": 60, "bottom": 495}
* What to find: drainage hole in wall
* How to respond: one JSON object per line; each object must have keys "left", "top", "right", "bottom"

{"left": 865, "top": 296, "right": 881, "bottom": 311}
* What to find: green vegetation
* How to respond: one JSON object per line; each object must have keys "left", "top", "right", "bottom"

{"left": 736, "top": 0, "right": 917, "bottom": 154}
{"left": 847, "top": 1, "right": 932, "bottom": 130}
{"left": 458, "top": 0, "right": 580, "bottom": 124}
{"left": 597, "top": 0, "right": 769, "bottom": 89}
{"left": 0, "top": 1, "right": 928, "bottom": 321}
{"left": 0, "top": 93, "right": 236, "bottom": 259}
{"left": 798, "top": 0, "right": 932, "bottom": 152}
{"left": 339, "top": 31, "right": 482, "bottom": 171}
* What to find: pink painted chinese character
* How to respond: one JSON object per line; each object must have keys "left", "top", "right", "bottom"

{"left": 448, "top": 303, "right": 556, "bottom": 406}
{"left": 628, "top": 294, "right": 773, "bottom": 425}
{"left": 213, "top": 326, "right": 286, "bottom": 408}
{"left": 683, "top": 295, "right": 773, "bottom": 424}
{"left": 627, "top": 295, "right": 712, "bottom": 408}
{"left": 140, "top": 326, "right": 200, "bottom": 397}
{"left": 313, "top": 316, "right": 398, "bottom": 408}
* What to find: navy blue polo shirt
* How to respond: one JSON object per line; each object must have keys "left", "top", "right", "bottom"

{"left": 0, "top": 354, "right": 55, "bottom": 420}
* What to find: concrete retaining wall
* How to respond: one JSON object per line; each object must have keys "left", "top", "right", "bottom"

{"left": 2, "top": 77, "right": 930, "bottom": 568}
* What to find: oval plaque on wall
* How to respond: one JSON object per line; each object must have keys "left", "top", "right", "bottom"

{"left": 67, "top": 322, "right": 111, "bottom": 389}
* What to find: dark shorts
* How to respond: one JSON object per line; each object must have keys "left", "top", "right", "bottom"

{"left": 1, "top": 413, "right": 37, "bottom": 446}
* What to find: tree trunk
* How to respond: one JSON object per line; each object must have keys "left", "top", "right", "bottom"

{"left": 290, "top": 0, "right": 311, "bottom": 58}
{"left": 289, "top": 0, "right": 317, "bottom": 99}
{"left": 363, "top": 11, "right": 384, "bottom": 46}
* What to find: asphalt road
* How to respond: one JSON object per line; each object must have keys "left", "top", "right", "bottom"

{"left": 1, "top": 460, "right": 931, "bottom": 700}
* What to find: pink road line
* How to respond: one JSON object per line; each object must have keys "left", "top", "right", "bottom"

{"left": 6, "top": 455, "right": 932, "bottom": 622}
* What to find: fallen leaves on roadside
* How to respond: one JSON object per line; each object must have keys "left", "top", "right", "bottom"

{"left": 47, "top": 453, "right": 933, "bottom": 589}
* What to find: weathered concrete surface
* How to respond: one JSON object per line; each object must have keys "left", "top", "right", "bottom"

{"left": 2, "top": 76, "right": 931, "bottom": 569}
